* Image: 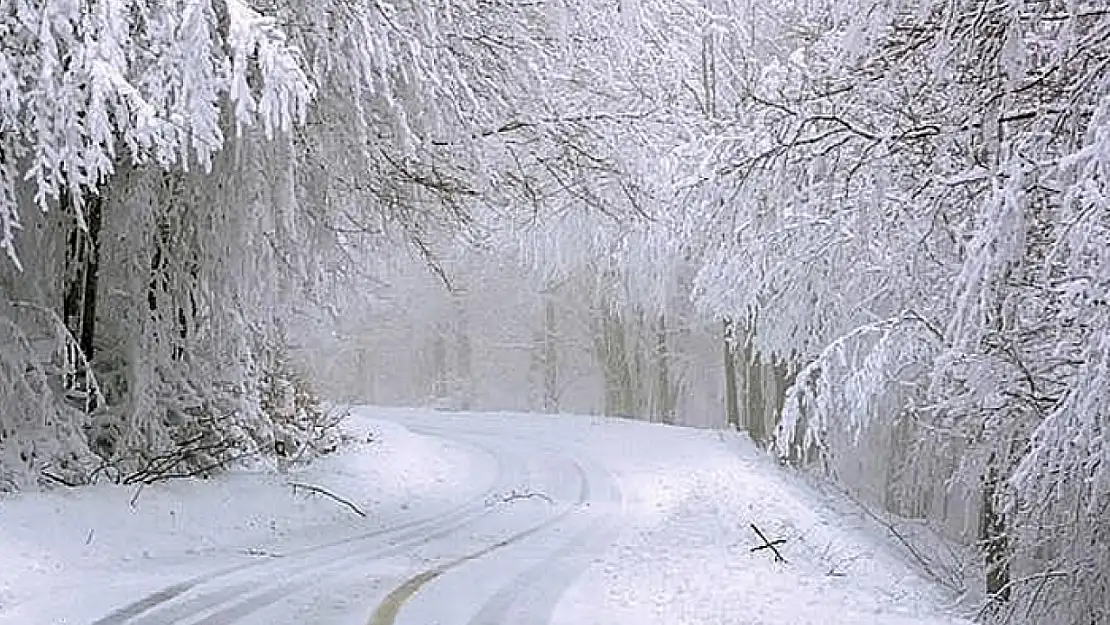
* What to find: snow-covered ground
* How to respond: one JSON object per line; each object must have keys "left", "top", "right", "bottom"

{"left": 0, "top": 408, "right": 973, "bottom": 625}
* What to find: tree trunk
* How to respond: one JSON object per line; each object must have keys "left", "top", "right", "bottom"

{"left": 431, "top": 324, "right": 448, "bottom": 404}
{"left": 632, "top": 308, "right": 648, "bottom": 417}
{"left": 769, "top": 357, "right": 790, "bottom": 430}
{"left": 62, "top": 191, "right": 103, "bottom": 411}
{"left": 597, "top": 308, "right": 634, "bottom": 418}
{"left": 79, "top": 194, "right": 102, "bottom": 361}
{"left": 723, "top": 317, "right": 739, "bottom": 429}
{"left": 454, "top": 294, "right": 472, "bottom": 410}
{"left": 543, "top": 296, "right": 558, "bottom": 413}
{"left": 745, "top": 348, "right": 767, "bottom": 445}
{"left": 656, "top": 313, "right": 674, "bottom": 425}
{"left": 982, "top": 457, "right": 1011, "bottom": 603}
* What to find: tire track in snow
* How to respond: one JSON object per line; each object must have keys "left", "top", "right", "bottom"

{"left": 186, "top": 431, "right": 569, "bottom": 625}
{"left": 179, "top": 490, "right": 519, "bottom": 625}
{"left": 90, "top": 436, "right": 513, "bottom": 625}
{"left": 366, "top": 458, "right": 591, "bottom": 625}
{"left": 465, "top": 456, "right": 622, "bottom": 625}
{"left": 93, "top": 493, "right": 500, "bottom": 625}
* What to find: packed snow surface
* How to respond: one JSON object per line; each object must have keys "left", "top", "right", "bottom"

{"left": 0, "top": 408, "right": 972, "bottom": 625}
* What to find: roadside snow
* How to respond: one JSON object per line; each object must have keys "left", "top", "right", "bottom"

{"left": 546, "top": 417, "right": 972, "bottom": 625}
{"left": 0, "top": 411, "right": 494, "bottom": 624}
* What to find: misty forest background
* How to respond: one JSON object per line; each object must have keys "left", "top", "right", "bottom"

{"left": 1, "top": 1, "right": 1108, "bottom": 624}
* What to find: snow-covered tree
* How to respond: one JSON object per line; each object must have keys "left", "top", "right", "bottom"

{"left": 686, "top": 2, "right": 1110, "bottom": 621}
{"left": 0, "top": 0, "right": 316, "bottom": 488}
{"left": 3, "top": 2, "right": 1106, "bottom": 621}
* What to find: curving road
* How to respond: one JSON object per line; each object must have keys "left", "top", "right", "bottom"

{"left": 88, "top": 412, "right": 624, "bottom": 625}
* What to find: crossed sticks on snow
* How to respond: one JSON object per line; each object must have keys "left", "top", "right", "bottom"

{"left": 749, "top": 523, "right": 787, "bottom": 563}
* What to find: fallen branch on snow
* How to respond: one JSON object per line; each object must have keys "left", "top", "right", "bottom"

{"left": 750, "top": 523, "right": 788, "bottom": 563}
{"left": 240, "top": 547, "right": 283, "bottom": 558}
{"left": 289, "top": 482, "right": 367, "bottom": 517}
{"left": 832, "top": 485, "right": 965, "bottom": 592}
{"left": 487, "top": 489, "right": 555, "bottom": 506}
{"left": 818, "top": 541, "right": 862, "bottom": 577}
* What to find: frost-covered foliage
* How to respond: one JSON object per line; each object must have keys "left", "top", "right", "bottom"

{"left": 293, "top": 1, "right": 1110, "bottom": 620}
{"left": 2, "top": 0, "right": 1106, "bottom": 620}
{"left": 0, "top": 300, "right": 100, "bottom": 489}
{"left": 276, "top": 0, "right": 739, "bottom": 426}
{"left": 0, "top": 0, "right": 701, "bottom": 489}
{"left": 320, "top": 213, "right": 723, "bottom": 426}
{"left": 0, "top": 0, "right": 312, "bottom": 262}
{"left": 0, "top": 0, "right": 321, "bottom": 489}
{"left": 2, "top": 0, "right": 591, "bottom": 489}
{"left": 673, "top": 1, "right": 1110, "bottom": 622}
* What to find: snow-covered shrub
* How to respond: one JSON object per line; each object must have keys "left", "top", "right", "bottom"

{"left": 0, "top": 303, "right": 98, "bottom": 490}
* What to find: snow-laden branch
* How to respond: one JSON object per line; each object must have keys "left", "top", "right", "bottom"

{"left": 774, "top": 311, "right": 946, "bottom": 465}
{"left": 0, "top": 0, "right": 314, "bottom": 265}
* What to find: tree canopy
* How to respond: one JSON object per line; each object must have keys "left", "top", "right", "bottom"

{"left": 0, "top": 1, "right": 1107, "bottom": 623}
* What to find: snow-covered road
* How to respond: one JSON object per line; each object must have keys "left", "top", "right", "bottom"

{"left": 0, "top": 408, "right": 972, "bottom": 625}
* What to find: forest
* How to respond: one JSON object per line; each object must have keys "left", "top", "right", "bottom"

{"left": 0, "top": 1, "right": 1107, "bottom": 624}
